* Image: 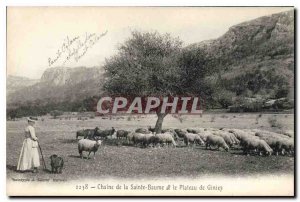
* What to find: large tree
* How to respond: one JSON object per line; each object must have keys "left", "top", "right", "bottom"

{"left": 103, "top": 31, "right": 212, "bottom": 133}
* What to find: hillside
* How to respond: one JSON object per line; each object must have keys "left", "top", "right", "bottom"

{"left": 7, "top": 75, "right": 39, "bottom": 96}
{"left": 183, "top": 10, "right": 294, "bottom": 108}
{"left": 7, "top": 66, "right": 104, "bottom": 107}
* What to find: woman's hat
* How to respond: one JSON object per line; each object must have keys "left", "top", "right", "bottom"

{"left": 27, "top": 117, "right": 38, "bottom": 122}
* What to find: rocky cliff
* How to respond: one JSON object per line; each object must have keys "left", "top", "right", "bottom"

{"left": 40, "top": 66, "right": 103, "bottom": 86}
{"left": 184, "top": 10, "right": 294, "bottom": 103}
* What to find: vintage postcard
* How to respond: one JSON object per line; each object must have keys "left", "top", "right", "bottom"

{"left": 6, "top": 7, "right": 294, "bottom": 196}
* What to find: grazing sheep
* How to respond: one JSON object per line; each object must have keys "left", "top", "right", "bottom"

{"left": 76, "top": 130, "right": 86, "bottom": 139}
{"left": 273, "top": 139, "right": 294, "bottom": 156}
{"left": 132, "top": 133, "right": 146, "bottom": 146}
{"left": 223, "top": 128, "right": 293, "bottom": 156}
{"left": 94, "top": 127, "right": 116, "bottom": 139}
{"left": 219, "top": 130, "right": 240, "bottom": 145}
{"left": 126, "top": 132, "right": 135, "bottom": 144}
{"left": 213, "top": 131, "right": 240, "bottom": 147}
{"left": 240, "top": 136, "right": 273, "bottom": 156}
{"left": 255, "top": 130, "right": 290, "bottom": 140}
{"left": 132, "top": 132, "right": 155, "bottom": 147}
{"left": 257, "top": 136, "right": 280, "bottom": 155}
{"left": 227, "top": 129, "right": 251, "bottom": 141}
{"left": 144, "top": 133, "right": 156, "bottom": 147}
{"left": 132, "top": 133, "right": 155, "bottom": 147}
{"left": 116, "top": 130, "right": 130, "bottom": 139}
{"left": 78, "top": 139, "right": 102, "bottom": 159}
{"left": 156, "top": 132, "right": 177, "bottom": 147}
{"left": 227, "top": 132, "right": 240, "bottom": 145}
{"left": 76, "top": 128, "right": 97, "bottom": 139}
{"left": 49, "top": 154, "right": 64, "bottom": 174}
{"left": 213, "top": 131, "right": 233, "bottom": 147}
{"left": 254, "top": 130, "right": 293, "bottom": 155}
{"left": 161, "top": 129, "right": 179, "bottom": 141}
{"left": 148, "top": 135, "right": 160, "bottom": 147}
{"left": 174, "top": 129, "right": 186, "bottom": 138}
{"left": 206, "top": 135, "right": 229, "bottom": 152}
{"left": 196, "top": 130, "right": 213, "bottom": 142}
{"left": 135, "top": 128, "right": 151, "bottom": 134}
{"left": 184, "top": 133, "right": 204, "bottom": 146}
{"left": 87, "top": 127, "right": 103, "bottom": 140}
{"left": 261, "top": 136, "right": 293, "bottom": 156}
{"left": 280, "top": 139, "right": 294, "bottom": 155}
{"left": 186, "top": 128, "right": 202, "bottom": 134}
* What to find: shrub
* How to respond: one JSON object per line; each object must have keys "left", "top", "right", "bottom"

{"left": 229, "top": 97, "right": 264, "bottom": 112}
{"left": 273, "top": 98, "right": 294, "bottom": 110}
{"left": 212, "top": 90, "right": 235, "bottom": 108}
{"left": 243, "top": 101, "right": 264, "bottom": 112}
{"left": 50, "top": 110, "right": 63, "bottom": 119}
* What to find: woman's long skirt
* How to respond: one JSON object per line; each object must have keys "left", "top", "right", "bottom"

{"left": 17, "top": 138, "right": 40, "bottom": 171}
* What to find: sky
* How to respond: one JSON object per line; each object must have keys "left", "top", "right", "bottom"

{"left": 7, "top": 7, "right": 292, "bottom": 79}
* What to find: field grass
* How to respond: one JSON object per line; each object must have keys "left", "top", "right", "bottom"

{"left": 6, "top": 112, "right": 294, "bottom": 180}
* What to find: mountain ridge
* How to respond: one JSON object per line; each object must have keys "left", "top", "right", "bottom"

{"left": 7, "top": 66, "right": 104, "bottom": 106}
{"left": 7, "top": 10, "right": 294, "bottom": 110}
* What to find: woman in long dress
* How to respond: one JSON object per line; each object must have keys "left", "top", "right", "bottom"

{"left": 17, "top": 117, "right": 40, "bottom": 173}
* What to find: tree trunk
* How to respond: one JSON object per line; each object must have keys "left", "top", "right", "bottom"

{"left": 154, "top": 113, "right": 167, "bottom": 133}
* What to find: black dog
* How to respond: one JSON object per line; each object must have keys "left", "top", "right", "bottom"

{"left": 49, "top": 154, "right": 64, "bottom": 174}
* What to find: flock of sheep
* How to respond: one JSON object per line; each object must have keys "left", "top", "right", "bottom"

{"left": 76, "top": 126, "right": 294, "bottom": 159}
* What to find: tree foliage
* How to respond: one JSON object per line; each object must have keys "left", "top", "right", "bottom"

{"left": 103, "top": 31, "right": 184, "bottom": 97}
{"left": 50, "top": 110, "right": 63, "bottom": 119}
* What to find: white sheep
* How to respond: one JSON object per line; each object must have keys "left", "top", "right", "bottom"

{"left": 217, "top": 130, "right": 240, "bottom": 145}
{"left": 132, "top": 133, "right": 146, "bottom": 146}
{"left": 213, "top": 131, "right": 235, "bottom": 147}
{"left": 196, "top": 130, "right": 213, "bottom": 142}
{"left": 205, "top": 135, "right": 229, "bottom": 152}
{"left": 144, "top": 133, "right": 156, "bottom": 147}
{"left": 174, "top": 129, "right": 187, "bottom": 138}
{"left": 226, "top": 132, "right": 240, "bottom": 145}
{"left": 78, "top": 139, "right": 102, "bottom": 159}
{"left": 186, "top": 128, "right": 204, "bottom": 134}
{"left": 254, "top": 129, "right": 290, "bottom": 140}
{"left": 126, "top": 131, "right": 135, "bottom": 144}
{"left": 279, "top": 139, "right": 294, "bottom": 155}
{"left": 184, "top": 133, "right": 204, "bottom": 146}
{"left": 254, "top": 130, "right": 293, "bottom": 155}
{"left": 240, "top": 136, "right": 273, "bottom": 156}
{"left": 227, "top": 129, "right": 252, "bottom": 141}
{"left": 156, "top": 132, "right": 177, "bottom": 147}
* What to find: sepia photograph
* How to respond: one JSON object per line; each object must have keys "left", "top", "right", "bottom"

{"left": 6, "top": 6, "right": 295, "bottom": 196}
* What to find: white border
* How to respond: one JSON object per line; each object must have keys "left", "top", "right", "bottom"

{"left": 1, "top": 0, "right": 298, "bottom": 202}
